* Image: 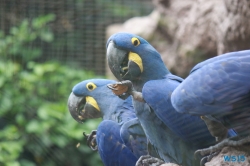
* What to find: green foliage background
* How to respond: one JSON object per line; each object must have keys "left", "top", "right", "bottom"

{"left": 0, "top": 14, "right": 103, "bottom": 166}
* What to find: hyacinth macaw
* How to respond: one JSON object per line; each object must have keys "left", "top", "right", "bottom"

{"left": 67, "top": 79, "right": 151, "bottom": 166}
{"left": 171, "top": 50, "right": 250, "bottom": 156}
{"left": 106, "top": 32, "right": 236, "bottom": 166}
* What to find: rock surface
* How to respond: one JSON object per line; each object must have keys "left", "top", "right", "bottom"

{"left": 205, "top": 145, "right": 250, "bottom": 166}
{"left": 159, "top": 145, "right": 250, "bottom": 166}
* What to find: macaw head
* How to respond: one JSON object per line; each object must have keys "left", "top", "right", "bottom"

{"left": 106, "top": 32, "right": 169, "bottom": 82}
{"left": 67, "top": 79, "right": 117, "bottom": 123}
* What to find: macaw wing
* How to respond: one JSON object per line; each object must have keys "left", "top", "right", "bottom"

{"left": 142, "top": 75, "right": 183, "bottom": 131}
{"left": 142, "top": 75, "right": 216, "bottom": 146}
{"left": 96, "top": 120, "right": 137, "bottom": 166}
{"left": 191, "top": 50, "right": 250, "bottom": 73}
{"left": 171, "top": 50, "right": 250, "bottom": 134}
{"left": 120, "top": 118, "right": 149, "bottom": 158}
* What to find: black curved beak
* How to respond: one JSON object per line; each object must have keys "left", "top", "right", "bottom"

{"left": 106, "top": 41, "right": 129, "bottom": 81}
{"left": 67, "top": 92, "right": 102, "bottom": 123}
{"left": 106, "top": 41, "right": 142, "bottom": 81}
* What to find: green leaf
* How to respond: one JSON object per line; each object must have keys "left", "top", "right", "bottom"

{"left": 40, "top": 31, "right": 54, "bottom": 42}
{"left": 0, "top": 140, "right": 24, "bottom": 163}
{"left": 20, "top": 159, "right": 36, "bottom": 166}
{"left": 32, "top": 14, "right": 55, "bottom": 29}
{"left": 26, "top": 120, "right": 41, "bottom": 133}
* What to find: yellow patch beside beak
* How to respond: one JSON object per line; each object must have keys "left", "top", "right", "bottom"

{"left": 86, "top": 96, "right": 100, "bottom": 111}
{"left": 128, "top": 52, "right": 143, "bottom": 73}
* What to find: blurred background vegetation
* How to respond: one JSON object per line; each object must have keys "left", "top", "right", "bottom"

{"left": 0, "top": 0, "right": 153, "bottom": 166}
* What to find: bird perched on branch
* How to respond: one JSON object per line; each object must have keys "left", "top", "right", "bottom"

{"left": 171, "top": 50, "right": 250, "bottom": 158}
{"left": 67, "top": 79, "right": 152, "bottom": 166}
{"left": 106, "top": 32, "right": 236, "bottom": 166}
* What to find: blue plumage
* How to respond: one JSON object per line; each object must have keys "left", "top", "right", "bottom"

{"left": 142, "top": 75, "right": 216, "bottom": 145}
{"left": 171, "top": 50, "right": 250, "bottom": 136}
{"left": 106, "top": 33, "right": 236, "bottom": 166}
{"left": 96, "top": 120, "right": 138, "bottom": 166}
{"left": 68, "top": 79, "right": 149, "bottom": 166}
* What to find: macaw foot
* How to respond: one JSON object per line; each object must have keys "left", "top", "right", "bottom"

{"left": 200, "top": 115, "right": 228, "bottom": 142}
{"left": 135, "top": 155, "right": 165, "bottom": 166}
{"left": 83, "top": 130, "right": 98, "bottom": 151}
{"left": 195, "top": 135, "right": 250, "bottom": 159}
{"left": 107, "top": 80, "right": 145, "bottom": 102}
{"left": 107, "top": 81, "right": 131, "bottom": 100}
{"left": 199, "top": 151, "right": 219, "bottom": 166}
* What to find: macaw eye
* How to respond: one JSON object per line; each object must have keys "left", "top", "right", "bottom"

{"left": 86, "top": 82, "right": 97, "bottom": 91}
{"left": 131, "top": 37, "right": 140, "bottom": 46}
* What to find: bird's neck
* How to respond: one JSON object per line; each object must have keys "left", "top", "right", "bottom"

{"left": 132, "top": 63, "right": 170, "bottom": 92}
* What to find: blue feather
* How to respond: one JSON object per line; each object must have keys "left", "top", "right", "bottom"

{"left": 96, "top": 120, "right": 138, "bottom": 166}
{"left": 106, "top": 33, "right": 229, "bottom": 166}
{"left": 70, "top": 79, "right": 150, "bottom": 166}
{"left": 172, "top": 50, "right": 250, "bottom": 136}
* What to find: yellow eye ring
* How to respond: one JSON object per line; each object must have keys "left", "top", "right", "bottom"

{"left": 86, "top": 82, "right": 97, "bottom": 91}
{"left": 131, "top": 37, "right": 140, "bottom": 47}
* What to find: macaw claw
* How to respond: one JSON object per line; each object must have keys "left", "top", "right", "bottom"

{"left": 107, "top": 80, "right": 133, "bottom": 100}
{"left": 199, "top": 151, "right": 219, "bottom": 166}
{"left": 107, "top": 80, "right": 145, "bottom": 102}
{"left": 194, "top": 135, "right": 250, "bottom": 164}
{"left": 107, "top": 83, "right": 129, "bottom": 96}
{"left": 83, "top": 130, "right": 98, "bottom": 151}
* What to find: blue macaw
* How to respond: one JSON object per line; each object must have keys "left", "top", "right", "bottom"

{"left": 106, "top": 32, "right": 236, "bottom": 166}
{"left": 67, "top": 79, "right": 151, "bottom": 166}
{"left": 171, "top": 50, "right": 250, "bottom": 156}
